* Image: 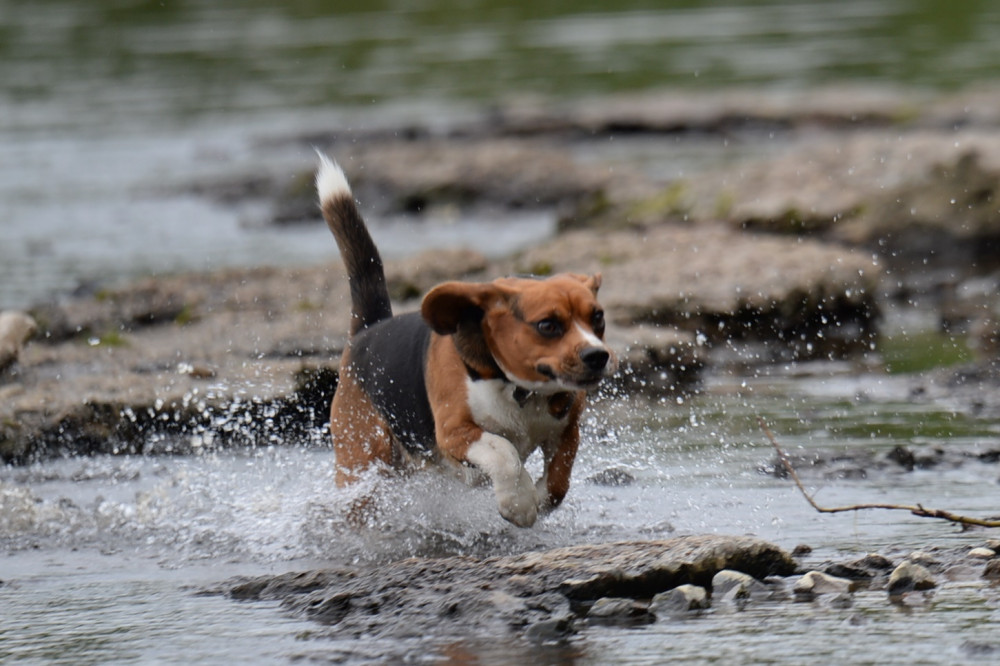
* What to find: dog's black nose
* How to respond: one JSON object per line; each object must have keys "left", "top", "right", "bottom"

{"left": 580, "top": 346, "right": 610, "bottom": 372}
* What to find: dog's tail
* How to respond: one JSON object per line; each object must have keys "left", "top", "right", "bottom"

{"left": 316, "top": 151, "right": 392, "bottom": 337}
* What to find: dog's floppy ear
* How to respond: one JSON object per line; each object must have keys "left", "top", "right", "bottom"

{"left": 586, "top": 272, "right": 602, "bottom": 295}
{"left": 422, "top": 282, "right": 507, "bottom": 335}
{"left": 567, "top": 272, "right": 602, "bottom": 295}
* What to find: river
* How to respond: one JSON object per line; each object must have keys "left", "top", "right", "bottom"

{"left": 2, "top": 366, "right": 998, "bottom": 663}
{"left": 3, "top": 1, "right": 1000, "bottom": 663}
{"left": 4, "top": 0, "right": 1000, "bottom": 309}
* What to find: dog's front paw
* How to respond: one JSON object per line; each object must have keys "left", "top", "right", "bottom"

{"left": 497, "top": 469, "right": 539, "bottom": 527}
{"left": 465, "top": 434, "right": 540, "bottom": 527}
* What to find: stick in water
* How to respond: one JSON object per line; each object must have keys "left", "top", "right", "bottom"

{"left": 758, "top": 417, "right": 1000, "bottom": 529}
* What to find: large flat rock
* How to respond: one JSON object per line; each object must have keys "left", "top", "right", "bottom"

{"left": 211, "top": 535, "right": 796, "bottom": 644}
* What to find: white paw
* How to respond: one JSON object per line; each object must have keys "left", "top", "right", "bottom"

{"left": 497, "top": 469, "right": 539, "bottom": 527}
{"left": 465, "top": 434, "right": 539, "bottom": 527}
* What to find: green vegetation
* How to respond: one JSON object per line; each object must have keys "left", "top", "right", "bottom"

{"left": 879, "top": 329, "right": 973, "bottom": 374}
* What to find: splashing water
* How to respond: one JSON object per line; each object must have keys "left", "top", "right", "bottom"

{"left": 3, "top": 371, "right": 999, "bottom": 664}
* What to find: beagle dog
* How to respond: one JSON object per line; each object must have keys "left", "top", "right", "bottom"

{"left": 316, "top": 153, "right": 615, "bottom": 527}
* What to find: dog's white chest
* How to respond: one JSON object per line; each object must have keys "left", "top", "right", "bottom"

{"left": 465, "top": 378, "right": 564, "bottom": 460}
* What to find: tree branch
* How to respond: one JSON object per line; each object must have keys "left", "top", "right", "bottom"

{"left": 758, "top": 417, "right": 1000, "bottom": 529}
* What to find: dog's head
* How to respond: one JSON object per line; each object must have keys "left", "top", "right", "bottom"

{"left": 422, "top": 273, "right": 616, "bottom": 393}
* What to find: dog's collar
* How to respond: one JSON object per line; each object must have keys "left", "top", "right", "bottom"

{"left": 463, "top": 356, "right": 507, "bottom": 382}
{"left": 511, "top": 385, "right": 573, "bottom": 417}
{"left": 464, "top": 361, "right": 533, "bottom": 405}
{"left": 463, "top": 362, "right": 573, "bottom": 417}
{"left": 512, "top": 386, "right": 532, "bottom": 407}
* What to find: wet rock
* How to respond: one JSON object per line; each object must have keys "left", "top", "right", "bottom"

{"left": 337, "top": 139, "right": 611, "bottom": 216}
{"left": 887, "top": 561, "right": 937, "bottom": 596}
{"left": 848, "top": 553, "right": 895, "bottom": 575}
{"left": 942, "top": 564, "right": 981, "bottom": 582}
{"left": 211, "top": 536, "right": 794, "bottom": 642}
{"left": 586, "top": 597, "right": 652, "bottom": 624}
{"left": 650, "top": 584, "right": 709, "bottom": 615}
{"left": 826, "top": 593, "right": 854, "bottom": 609}
{"left": 968, "top": 547, "right": 996, "bottom": 560}
{"left": 511, "top": 224, "right": 879, "bottom": 362}
{"left": 524, "top": 614, "right": 576, "bottom": 643}
{"left": 711, "top": 569, "right": 767, "bottom": 601}
{"left": 962, "top": 640, "right": 1000, "bottom": 658}
{"left": 586, "top": 467, "right": 636, "bottom": 487}
{"left": 0, "top": 311, "right": 37, "bottom": 373}
{"left": 2, "top": 264, "right": 356, "bottom": 462}
{"left": 385, "top": 248, "right": 489, "bottom": 301}
{"left": 824, "top": 563, "right": 873, "bottom": 581}
{"left": 608, "top": 324, "right": 703, "bottom": 395}
{"left": 221, "top": 570, "right": 355, "bottom": 601}
{"left": 906, "top": 551, "right": 942, "bottom": 571}
{"left": 886, "top": 445, "right": 916, "bottom": 471}
{"left": 669, "top": 132, "right": 1000, "bottom": 275}
{"left": 982, "top": 559, "right": 1000, "bottom": 581}
{"left": 793, "top": 571, "right": 856, "bottom": 598}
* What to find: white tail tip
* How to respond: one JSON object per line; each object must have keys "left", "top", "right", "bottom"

{"left": 315, "top": 149, "right": 352, "bottom": 203}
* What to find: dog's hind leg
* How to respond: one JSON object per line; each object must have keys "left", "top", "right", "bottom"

{"left": 329, "top": 367, "right": 395, "bottom": 486}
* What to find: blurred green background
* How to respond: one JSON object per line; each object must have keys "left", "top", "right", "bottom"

{"left": 3, "top": 0, "right": 999, "bottom": 131}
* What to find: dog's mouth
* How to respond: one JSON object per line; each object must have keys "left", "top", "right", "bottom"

{"left": 535, "top": 363, "right": 610, "bottom": 392}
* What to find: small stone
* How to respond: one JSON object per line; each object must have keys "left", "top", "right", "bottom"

{"left": 587, "top": 597, "right": 650, "bottom": 623}
{"left": 650, "top": 584, "right": 709, "bottom": 615}
{"left": 851, "top": 553, "right": 894, "bottom": 570}
{"left": 968, "top": 547, "right": 996, "bottom": 560}
{"left": 888, "top": 561, "right": 936, "bottom": 596}
{"left": 0, "top": 311, "right": 37, "bottom": 372}
{"left": 827, "top": 592, "right": 854, "bottom": 609}
{"left": 177, "top": 362, "right": 216, "bottom": 379}
{"left": 961, "top": 640, "right": 1000, "bottom": 657}
{"left": 793, "top": 571, "right": 855, "bottom": 598}
{"left": 906, "top": 551, "right": 940, "bottom": 569}
{"left": 791, "top": 544, "right": 813, "bottom": 557}
{"left": 586, "top": 467, "right": 636, "bottom": 487}
{"left": 711, "top": 570, "right": 764, "bottom": 600}
{"left": 525, "top": 617, "right": 574, "bottom": 642}
{"left": 886, "top": 445, "right": 915, "bottom": 470}
{"left": 943, "top": 564, "right": 979, "bottom": 582}
{"left": 983, "top": 559, "right": 1000, "bottom": 581}
{"left": 985, "top": 539, "right": 1000, "bottom": 552}
{"left": 825, "top": 563, "right": 873, "bottom": 580}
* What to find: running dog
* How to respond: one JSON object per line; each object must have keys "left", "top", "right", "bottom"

{"left": 316, "top": 153, "right": 615, "bottom": 527}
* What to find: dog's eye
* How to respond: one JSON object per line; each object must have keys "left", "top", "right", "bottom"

{"left": 591, "top": 309, "right": 605, "bottom": 335}
{"left": 535, "top": 318, "right": 563, "bottom": 338}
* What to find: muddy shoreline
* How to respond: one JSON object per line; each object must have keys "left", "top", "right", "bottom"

{"left": 2, "top": 87, "right": 1000, "bottom": 463}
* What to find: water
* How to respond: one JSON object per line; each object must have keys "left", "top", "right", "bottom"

{"left": 4, "top": 2, "right": 1000, "bottom": 662}
{"left": 3, "top": 369, "right": 998, "bottom": 663}
{"left": 5, "top": 1, "right": 1000, "bottom": 308}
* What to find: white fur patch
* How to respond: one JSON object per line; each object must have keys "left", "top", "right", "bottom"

{"left": 314, "top": 150, "right": 352, "bottom": 203}
{"left": 575, "top": 321, "right": 605, "bottom": 348}
{"left": 465, "top": 432, "right": 538, "bottom": 527}
{"left": 465, "top": 377, "right": 563, "bottom": 453}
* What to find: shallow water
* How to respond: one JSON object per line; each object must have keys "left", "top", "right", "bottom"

{"left": 5, "top": 1, "right": 1000, "bottom": 308}
{"left": 4, "top": 2, "right": 1000, "bottom": 662}
{"left": 2, "top": 368, "right": 998, "bottom": 663}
